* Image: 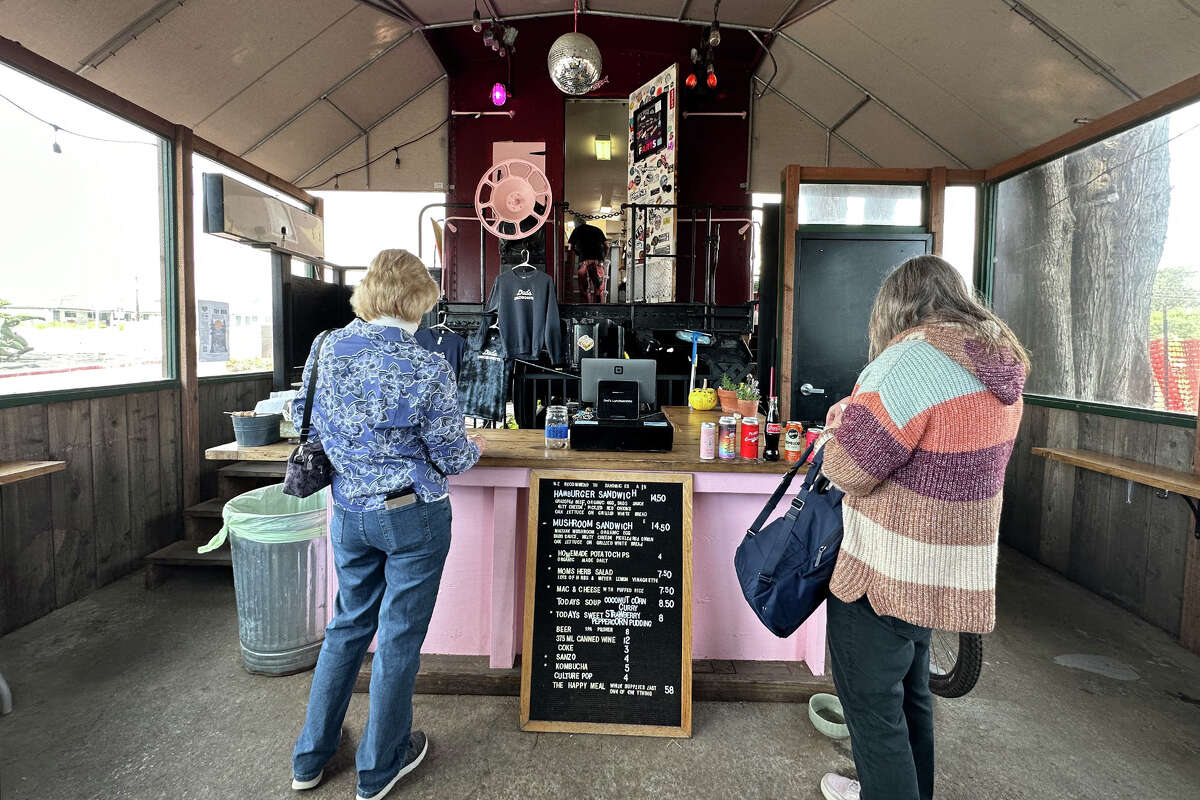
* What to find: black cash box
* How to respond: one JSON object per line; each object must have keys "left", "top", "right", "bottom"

{"left": 570, "top": 412, "right": 675, "bottom": 452}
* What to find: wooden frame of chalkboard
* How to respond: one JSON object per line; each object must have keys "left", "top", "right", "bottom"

{"left": 520, "top": 470, "right": 693, "bottom": 738}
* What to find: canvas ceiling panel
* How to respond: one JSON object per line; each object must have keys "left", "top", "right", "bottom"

{"left": 800, "top": 0, "right": 1131, "bottom": 164}
{"left": 301, "top": 82, "right": 448, "bottom": 192}
{"left": 300, "top": 136, "right": 370, "bottom": 192}
{"left": 328, "top": 35, "right": 443, "bottom": 128}
{"left": 760, "top": 40, "right": 864, "bottom": 128}
{"left": 250, "top": 102, "right": 361, "bottom": 183}
{"left": 85, "top": 0, "right": 358, "bottom": 127}
{"left": 0, "top": 0, "right": 163, "bottom": 69}
{"left": 749, "top": 92, "right": 832, "bottom": 192}
{"left": 195, "top": 7, "right": 410, "bottom": 155}
{"left": 587, "top": 1, "right": 688, "bottom": 18}
{"left": 402, "top": 0, "right": 565, "bottom": 25}
{"left": 683, "top": 0, "right": 794, "bottom": 28}
{"left": 1021, "top": 0, "right": 1200, "bottom": 96}
{"left": 828, "top": 138, "right": 872, "bottom": 169}
{"left": 365, "top": 84, "right": 450, "bottom": 191}
{"left": 836, "top": 101, "right": 955, "bottom": 168}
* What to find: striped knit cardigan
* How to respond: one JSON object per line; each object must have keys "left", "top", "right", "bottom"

{"left": 821, "top": 322, "right": 1026, "bottom": 634}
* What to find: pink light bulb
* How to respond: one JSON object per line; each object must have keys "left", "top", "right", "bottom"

{"left": 490, "top": 82, "right": 508, "bottom": 107}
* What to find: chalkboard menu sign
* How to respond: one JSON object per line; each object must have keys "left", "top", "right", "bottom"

{"left": 521, "top": 470, "right": 693, "bottom": 737}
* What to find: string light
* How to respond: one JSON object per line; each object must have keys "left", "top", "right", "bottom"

{"left": 51, "top": 125, "right": 62, "bottom": 154}
{"left": 301, "top": 117, "right": 449, "bottom": 190}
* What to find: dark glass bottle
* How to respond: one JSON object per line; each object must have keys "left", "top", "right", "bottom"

{"left": 763, "top": 396, "right": 781, "bottom": 461}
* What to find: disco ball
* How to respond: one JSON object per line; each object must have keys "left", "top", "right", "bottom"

{"left": 547, "top": 32, "right": 602, "bottom": 95}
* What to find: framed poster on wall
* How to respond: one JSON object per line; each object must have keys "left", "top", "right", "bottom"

{"left": 633, "top": 94, "right": 668, "bottom": 163}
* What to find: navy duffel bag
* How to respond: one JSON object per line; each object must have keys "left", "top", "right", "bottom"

{"left": 734, "top": 442, "right": 845, "bottom": 638}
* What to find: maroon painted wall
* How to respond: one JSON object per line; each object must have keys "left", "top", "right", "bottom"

{"left": 427, "top": 16, "right": 760, "bottom": 305}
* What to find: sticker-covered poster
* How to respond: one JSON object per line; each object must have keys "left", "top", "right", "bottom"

{"left": 197, "top": 300, "right": 230, "bottom": 362}
{"left": 628, "top": 64, "right": 678, "bottom": 303}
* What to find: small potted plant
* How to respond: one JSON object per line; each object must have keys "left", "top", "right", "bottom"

{"left": 736, "top": 375, "right": 760, "bottom": 418}
{"left": 717, "top": 373, "right": 739, "bottom": 413}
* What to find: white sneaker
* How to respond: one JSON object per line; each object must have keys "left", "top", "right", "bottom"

{"left": 356, "top": 731, "right": 429, "bottom": 800}
{"left": 291, "top": 770, "right": 323, "bottom": 791}
{"left": 820, "top": 773, "right": 861, "bottom": 800}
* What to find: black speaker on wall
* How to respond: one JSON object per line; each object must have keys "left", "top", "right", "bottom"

{"left": 756, "top": 203, "right": 781, "bottom": 399}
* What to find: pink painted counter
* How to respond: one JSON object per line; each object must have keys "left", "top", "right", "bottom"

{"left": 335, "top": 464, "right": 825, "bottom": 677}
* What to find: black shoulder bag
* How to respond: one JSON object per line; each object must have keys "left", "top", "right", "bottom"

{"left": 283, "top": 330, "right": 334, "bottom": 498}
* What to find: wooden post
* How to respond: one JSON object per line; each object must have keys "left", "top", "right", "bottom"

{"left": 778, "top": 166, "right": 800, "bottom": 421}
{"left": 174, "top": 125, "right": 200, "bottom": 509}
{"left": 929, "top": 166, "right": 947, "bottom": 256}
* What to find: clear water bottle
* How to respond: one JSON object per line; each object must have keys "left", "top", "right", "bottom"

{"left": 545, "top": 405, "right": 569, "bottom": 449}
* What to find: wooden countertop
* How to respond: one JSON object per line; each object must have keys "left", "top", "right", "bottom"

{"left": 206, "top": 406, "right": 799, "bottom": 474}
{"left": 0, "top": 460, "right": 67, "bottom": 486}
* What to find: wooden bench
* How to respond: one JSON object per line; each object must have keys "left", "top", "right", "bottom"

{"left": 1032, "top": 446, "right": 1200, "bottom": 537}
{"left": 0, "top": 460, "right": 66, "bottom": 486}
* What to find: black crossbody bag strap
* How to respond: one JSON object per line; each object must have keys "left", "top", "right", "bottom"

{"left": 746, "top": 442, "right": 816, "bottom": 535}
{"left": 298, "top": 330, "right": 332, "bottom": 444}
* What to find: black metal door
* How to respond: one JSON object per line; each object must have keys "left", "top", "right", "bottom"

{"left": 790, "top": 231, "right": 931, "bottom": 423}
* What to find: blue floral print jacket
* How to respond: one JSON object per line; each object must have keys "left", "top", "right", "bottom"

{"left": 293, "top": 318, "right": 480, "bottom": 511}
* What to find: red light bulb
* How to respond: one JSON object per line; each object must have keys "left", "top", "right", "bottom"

{"left": 706, "top": 71, "right": 717, "bottom": 89}
{"left": 685, "top": 73, "right": 698, "bottom": 89}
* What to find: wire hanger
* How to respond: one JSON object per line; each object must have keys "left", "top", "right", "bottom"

{"left": 512, "top": 248, "right": 536, "bottom": 274}
{"left": 433, "top": 308, "right": 453, "bottom": 332}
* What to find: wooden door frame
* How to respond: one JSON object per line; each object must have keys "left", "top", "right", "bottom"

{"left": 775, "top": 166, "right": 983, "bottom": 420}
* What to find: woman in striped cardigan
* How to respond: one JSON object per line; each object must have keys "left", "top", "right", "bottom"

{"left": 818, "top": 256, "right": 1029, "bottom": 800}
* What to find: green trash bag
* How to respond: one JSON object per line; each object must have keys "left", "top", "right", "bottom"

{"left": 198, "top": 483, "right": 327, "bottom": 553}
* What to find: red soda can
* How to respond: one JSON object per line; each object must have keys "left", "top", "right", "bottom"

{"left": 804, "top": 426, "right": 824, "bottom": 462}
{"left": 740, "top": 417, "right": 760, "bottom": 460}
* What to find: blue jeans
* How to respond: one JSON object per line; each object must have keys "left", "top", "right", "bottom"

{"left": 827, "top": 595, "right": 934, "bottom": 800}
{"left": 293, "top": 496, "right": 452, "bottom": 797}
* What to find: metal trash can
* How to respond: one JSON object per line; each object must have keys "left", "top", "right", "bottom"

{"left": 199, "top": 483, "right": 329, "bottom": 676}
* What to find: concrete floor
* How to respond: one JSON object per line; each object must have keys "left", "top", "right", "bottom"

{"left": 1, "top": 547, "right": 1199, "bottom": 800}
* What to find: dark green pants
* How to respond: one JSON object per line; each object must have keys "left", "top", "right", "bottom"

{"left": 827, "top": 595, "right": 934, "bottom": 800}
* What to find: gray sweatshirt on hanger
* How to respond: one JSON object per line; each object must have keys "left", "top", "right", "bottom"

{"left": 485, "top": 268, "right": 565, "bottom": 365}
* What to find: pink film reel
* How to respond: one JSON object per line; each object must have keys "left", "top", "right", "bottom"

{"left": 474, "top": 158, "right": 553, "bottom": 241}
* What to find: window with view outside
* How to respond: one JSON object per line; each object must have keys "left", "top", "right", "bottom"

{"left": 993, "top": 99, "right": 1200, "bottom": 414}
{"left": 0, "top": 62, "right": 170, "bottom": 397}
{"left": 314, "top": 190, "right": 446, "bottom": 293}
{"left": 192, "top": 155, "right": 311, "bottom": 377}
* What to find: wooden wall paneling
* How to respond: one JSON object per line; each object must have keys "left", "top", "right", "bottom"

{"left": 0, "top": 404, "right": 55, "bottom": 632}
{"left": 1103, "top": 419, "right": 1159, "bottom": 612}
{"left": 158, "top": 388, "right": 183, "bottom": 550}
{"left": 1000, "top": 408, "right": 1032, "bottom": 550}
{"left": 1039, "top": 407, "right": 1078, "bottom": 574}
{"left": 1067, "top": 413, "right": 1116, "bottom": 591}
{"left": 90, "top": 395, "right": 132, "bottom": 586}
{"left": 126, "top": 391, "right": 163, "bottom": 560}
{"left": 0, "top": 488, "right": 5, "bottom": 634}
{"left": 1147, "top": 424, "right": 1194, "bottom": 636}
{"left": 1009, "top": 404, "right": 1049, "bottom": 557}
{"left": 47, "top": 400, "right": 97, "bottom": 608}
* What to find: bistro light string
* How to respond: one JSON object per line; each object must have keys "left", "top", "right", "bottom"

{"left": 0, "top": 92, "right": 160, "bottom": 150}
{"left": 299, "top": 117, "right": 451, "bottom": 190}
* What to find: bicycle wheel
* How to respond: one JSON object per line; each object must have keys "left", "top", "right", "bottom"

{"left": 928, "top": 631, "right": 983, "bottom": 698}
